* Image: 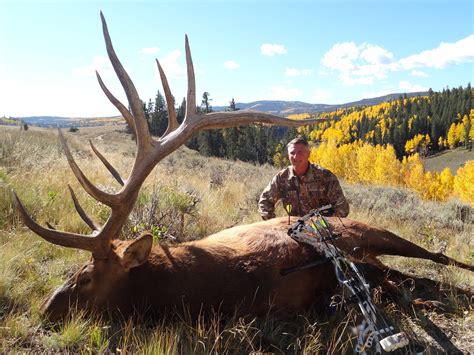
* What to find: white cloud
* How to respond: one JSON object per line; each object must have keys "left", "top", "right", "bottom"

{"left": 410, "top": 70, "right": 428, "bottom": 77}
{"left": 261, "top": 43, "right": 287, "bottom": 56}
{"left": 399, "top": 81, "right": 429, "bottom": 92}
{"left": 158, "top": 50, "right": 186, "bottom": 78}
{"left": 312, "top": 89, "right": 331, "bottom": 102}
{"left": 224, "top": 60, "right": 240, "bottom": 69}
{"left": 285, "top": 67, "right": 313, "bottom": 77}
{"left": 397, "top": 35, "right": 474, "bottom": 70}
{"left": 139, "top": 47, "right": 160, "bottom": 55}
{"left": 321, "top": 42, "right": 359, "bottom": 71}
{"left": 360, "top": 45, "right": 394, "bottom": 64}
{"left": 321, "top": 42, "right": 393, "bottom": 86}
{"left": 72, "top": 56, "right": 113, "bottom": 77}
{"left": 321, "top": 35, "right": 474, "bottom": 86}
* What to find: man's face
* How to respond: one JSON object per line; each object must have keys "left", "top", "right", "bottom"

{"left": 288, "top": 143, "right": 310, "bottom": 171}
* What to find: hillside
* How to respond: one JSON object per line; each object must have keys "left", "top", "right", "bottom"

{"left": 5, "top": 115, "right": 123, "bottom": 128}
{"left": 425, "top": 148, "right": 474, "bottom": 173}
{"left": 213, "top": 91, "right": 427, "bottom": 115}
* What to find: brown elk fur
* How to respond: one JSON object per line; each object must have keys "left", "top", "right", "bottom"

{"left": 42, "top": 216, "right": 473, "bottom": 321}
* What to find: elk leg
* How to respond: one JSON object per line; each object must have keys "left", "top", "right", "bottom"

{"left": 359, "top": 230, "right": 474, "bottom": 272}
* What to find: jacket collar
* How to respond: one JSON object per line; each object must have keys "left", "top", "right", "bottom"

{"left": 289, "top": 163, "right": 313, "bottom": 179}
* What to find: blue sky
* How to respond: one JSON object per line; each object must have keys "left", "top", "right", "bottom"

{"left": 1, "top": 0, "right": 473, "bottom": 117}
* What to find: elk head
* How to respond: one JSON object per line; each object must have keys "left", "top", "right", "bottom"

{"left": 12, "top": 12, "right": 326, "bottom": 321}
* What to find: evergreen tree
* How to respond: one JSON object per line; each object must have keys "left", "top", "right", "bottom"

{"left": 150, "top": 90, "right": 168, "bottom": 136}
{"left": 201, "top": 92, "right": 213, "bottom": 113}
{"left": 223, "top": 98, "right": 240, "bottom": 159}
{"left": 177, "top": 97, "right": 186, "bottom": 124}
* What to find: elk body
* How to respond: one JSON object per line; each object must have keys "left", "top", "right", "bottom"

{"left": 37, "top": 217, "right": 473, "bottom": 322}
{"left": 13, "top": 13, "right": 473, "bottom": 322}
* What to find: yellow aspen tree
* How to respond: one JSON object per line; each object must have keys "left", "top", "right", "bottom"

{"left": 377, "top": 119, "right": 388, "bottom": 139}
{"left": 336, "top": 143, "right": 359, "bottom": 182}
{"left": 439, "top": 167, "right": 454, "bottom": 200}
{"left": 423, "top": 171, "right": 438, "bottom": 200}
{"left": 438, "top": 136, "right": 445, "bottom": 149}
{"left": 309, "top": 129, "right": 323, "bottom": 142}
{"left": 454, "top": 161, "right": 474, "bottom": 206}
{"left": 373, "top": 145, "right": 401, "bottom": 185}
{"left": 356, "top": 143, "right": 377, "bottom": 183}
{"left": 405, "top": 134, "right": 422, "bottom": 154}
{"left": 423, "top": 171, "right": 454, "bottom": 202}
{"left": 321, "top": 127, "right": 344, "bottom": 145}
{"left": 455, "top": 121, "right": 466, "bottom": 145}
{"left": 447, "top": 123, "right": 458, "bottom": 148}
{"left": 470, "top": 118, "right": 474, "bottom": 142}
{"left": 401, "top": 153, "right": 426, "bottom": 194}
{"left": 405, "top": 134, "right": 430, "bottom": 155}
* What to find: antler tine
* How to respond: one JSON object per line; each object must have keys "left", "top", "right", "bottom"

{"left": 194, "top": 111, "right": 328, "bottom": 131}
{"left": 100, "top": 11, "right": 152, "bottom": 154}
{"left": 96, "top": 71, "right": 137, "bottom": 141}
{"left": 184, "top": 35, "right": 197, "bottom": 119}
{"left": 58, "top": 129, "right": 121, "bottom": 207}
{"left": 12, "top": 191, "right": 101, "bottom": 255}
{"left": 89, "top": 140, "right": 125, "bottom": 186}
{"left": 156, "top": 59, "right": 178, "bottom": 137}
{"left": 68, "top": 185, "right": 101, "bottom": 231}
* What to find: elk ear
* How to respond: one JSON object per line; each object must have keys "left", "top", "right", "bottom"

{"left": 119, "top": 233, "right": 153, "bottom": 271}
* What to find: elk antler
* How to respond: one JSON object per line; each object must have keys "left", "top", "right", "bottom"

{"left": 12, "top": 12, "right": 327, "bottom": 259}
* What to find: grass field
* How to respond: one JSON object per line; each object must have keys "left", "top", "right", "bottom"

{"left": 424, "top": 147, "right": 474, "bottom": 173}
{"left": 0, "top": 125, "right": 473, "bottom": 353}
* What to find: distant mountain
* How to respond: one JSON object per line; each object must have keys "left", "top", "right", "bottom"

{"left": 225, "top": 100, "right": 334, "bottom": 116}
{"left": 337, "top": 92, "right": 427, "bottom": 110}
{"left": 19, "top": 116, "right": 77, "bottom": 126}
{"left": 11, "top": 92, "right": 428, "bottom": 127}
{"left": 11, "top": 115, "right": 122, "bottom": 128}
{"left": 214, "top": 92, "right": 428, "bottom": 116}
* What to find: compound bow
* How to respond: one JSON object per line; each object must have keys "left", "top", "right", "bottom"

{"left": 285, "top": 205, "right": 410, "bottom": 354}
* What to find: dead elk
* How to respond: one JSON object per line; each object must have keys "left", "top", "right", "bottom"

{"left": 12, "top": 13, "right": 473, "bottom": 322}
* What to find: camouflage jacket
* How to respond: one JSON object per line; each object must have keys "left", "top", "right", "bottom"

{"left": 258, "top": 164, "right": 349, "bottom": 219}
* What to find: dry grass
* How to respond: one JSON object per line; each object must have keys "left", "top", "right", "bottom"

{"left": 0, "top": 125, "right": 473, "bottom": 353}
